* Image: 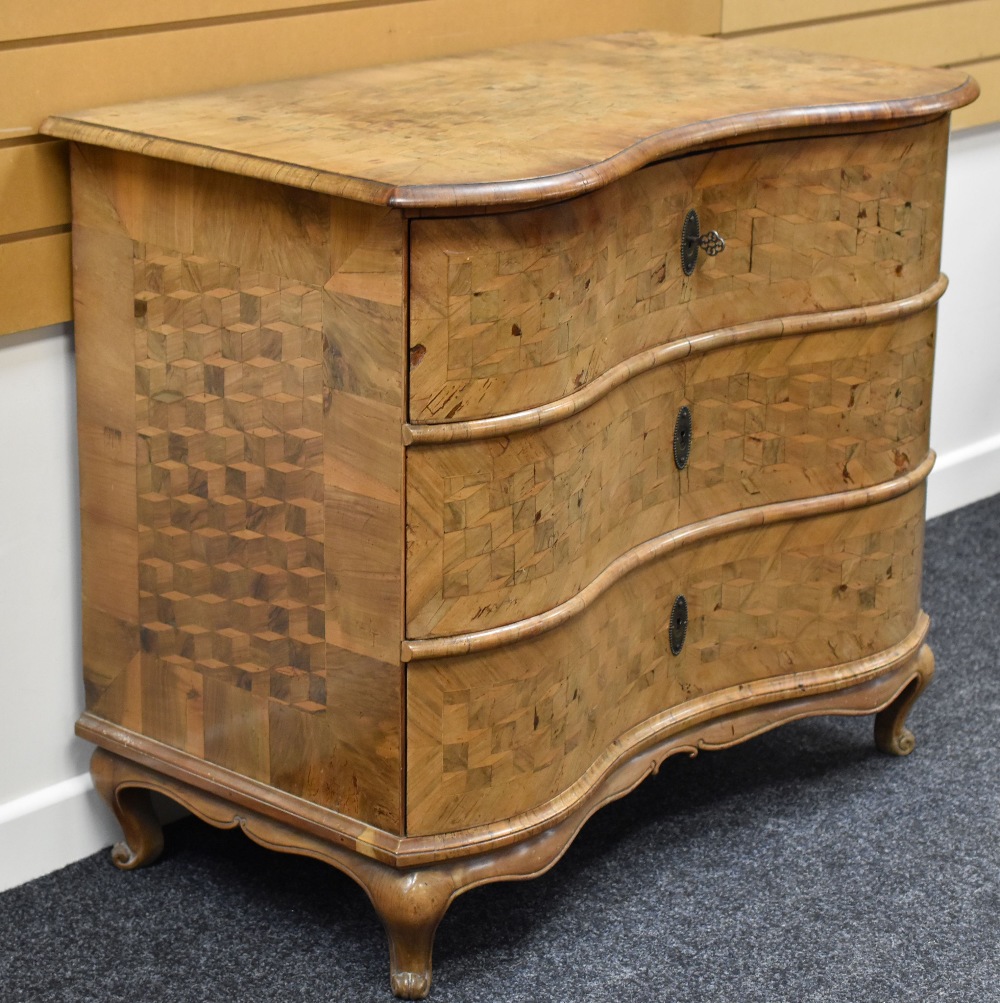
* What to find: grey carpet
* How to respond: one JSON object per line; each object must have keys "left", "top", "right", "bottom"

{"left": 2, "top": 493, "right": 998, "bottom": 1002}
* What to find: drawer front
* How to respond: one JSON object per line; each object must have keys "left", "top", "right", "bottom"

{"left": 405, "top": 487, "right": 926, "bottom": 835}
{"left": 408, "top": 118, "right": 946, "bottom": 423}
{"left": 406, "top": 312, "right": 934, "bottom": 637}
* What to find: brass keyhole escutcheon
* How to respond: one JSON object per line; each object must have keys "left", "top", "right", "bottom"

{"left": 668, "top": 594, "right": 688, "bottom": 656}
{"left": 673, "top": 405, "right": 692, "bottom": 470}
{"left": 681, "top": 208, "right": 726, "bottom": 276}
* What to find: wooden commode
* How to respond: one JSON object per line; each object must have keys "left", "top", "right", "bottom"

{"left": 42, "top": 33, "right": 977, "bottom": 998}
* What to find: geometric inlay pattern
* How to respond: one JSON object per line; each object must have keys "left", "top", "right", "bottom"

{"left": 407, "top": 490, "right": 925, "bottom": 834}
{"left": 407, "top": 316, "right": 935, "bottom": 636}
{"left": 133, "top": 245, "right": 327, "bottom": 714}
{"left": 410, "top": 119, "right": 947, "bottom": 421}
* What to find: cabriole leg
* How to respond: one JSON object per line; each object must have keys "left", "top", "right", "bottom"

{"left": 874, "top": 643, "right": 935, "bottom": 756}
{"left": 362, "top": 868, "right": 457, "bottom": 1000}
{"left": 90, "top": 748, "right": 165, "bottom": 869}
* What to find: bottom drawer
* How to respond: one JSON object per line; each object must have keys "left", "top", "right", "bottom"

{"left": 405, "top": 485, "right": 925, "bottom": 835}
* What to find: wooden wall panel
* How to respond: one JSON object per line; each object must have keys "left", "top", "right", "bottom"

{"left": 722, "top": 0, "right": 1000, "bottom": 69}
{"left": 0, "top": 0, "right": 719, "bottom": 337}
{"left": 1, "top": 0, "right": 997, "bottom": 337}
{"left": 952, "top": 56, "right": 1000, "bottom": 128}
{"left": 718, "top": 1, "right": 1000, "bottom": 135}
{"left": 0, "top": 233, "right": 72, "bottom": 335}
{"left": 0, "top": 141, "right": 69, "bottom": 236}
{"left": 722, "top": 0, "right": 956, "bottom": 33}
{"left": 0, "top": 1, "right": 379, "bottom": 43}
{"left": 0, "top": 0, "right": 719, "bottom": 138}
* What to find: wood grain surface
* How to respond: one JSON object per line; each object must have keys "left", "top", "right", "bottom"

{"left": 409, "top": 119, "right": 947, "bottom": 422}
{"left": 8, "top": 6, "right": 986, "bottom": 339}
{"left": 0, "top": 4, "right": 717, "bottom": 336}
{"left": 88, "top": 630, "right": 931, "bottom": 999}
{"left": 53, "top": 25, "right": 977, "bottom": 998}
{"left": 406, "top": 308, "right": 936, "bottom": 637}
{"left": 40, "top": 33, "right": 976, "bottom": 211}
{"left": 404, "top": 277, "right": 947, "bottom": 445}
{"left": 73, "top": 145, "right": 405, "bottom": 831}
{"left": 406, "top": 486, "right": 927, "bottom": 834}
{"left": 68, "top": 123, "right": 949, "bottom": 836}
{"left": 50, "top": 23, "right": 977, "bottom": 998}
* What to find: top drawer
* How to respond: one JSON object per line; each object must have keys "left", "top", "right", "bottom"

{"left": 408, "top": 118, "right": 946, "bottom": 423}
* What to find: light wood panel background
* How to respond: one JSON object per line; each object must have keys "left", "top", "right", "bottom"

{"left": 0, "top": 0, "right": 995, "bottom": 336}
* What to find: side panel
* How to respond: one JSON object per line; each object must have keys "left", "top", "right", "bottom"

{"left": 72, "top": 145, "right": 405, "bottom": 832}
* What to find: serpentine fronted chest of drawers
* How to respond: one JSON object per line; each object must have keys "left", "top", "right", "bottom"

{"left": 42, "top": 33, "right": 977, "bottom": 998}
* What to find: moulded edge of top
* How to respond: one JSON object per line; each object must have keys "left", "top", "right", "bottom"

{"left": 39, "top": 42, "right": 979, "bottom": 212}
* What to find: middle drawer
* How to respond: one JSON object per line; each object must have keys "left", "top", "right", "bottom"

{"left": 406, "top": 311, "right": 934, "bottom": 637}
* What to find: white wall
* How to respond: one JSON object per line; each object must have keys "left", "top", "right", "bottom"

{"left": 0, "top": 325, "right": 120, "bottom": 889}
{"left": 1, "top": 124, "right": 999, "bottom": 892}
{"left": 928, "top": 122, "right": 1000, "bottom": 516}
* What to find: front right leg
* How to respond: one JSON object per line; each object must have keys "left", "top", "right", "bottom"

{"left": 874, "top": 643, "right": 935, "bottom": 756}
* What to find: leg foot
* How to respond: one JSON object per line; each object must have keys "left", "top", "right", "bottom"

{"left": 364, "top": 869, "right": 457, "bottom": 1000}
{"left": 874, "top": 643, "right": 934, "bottom": 756}
{"left": 91, "top": 748, "right": 164, "bottom": 869}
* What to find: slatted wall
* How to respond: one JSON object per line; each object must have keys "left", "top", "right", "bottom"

{"left": 718, "top": 0, "right": 998, "bottom": 130}
{"left": 0, "top": 0, "right": 994, "bottom": 336}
